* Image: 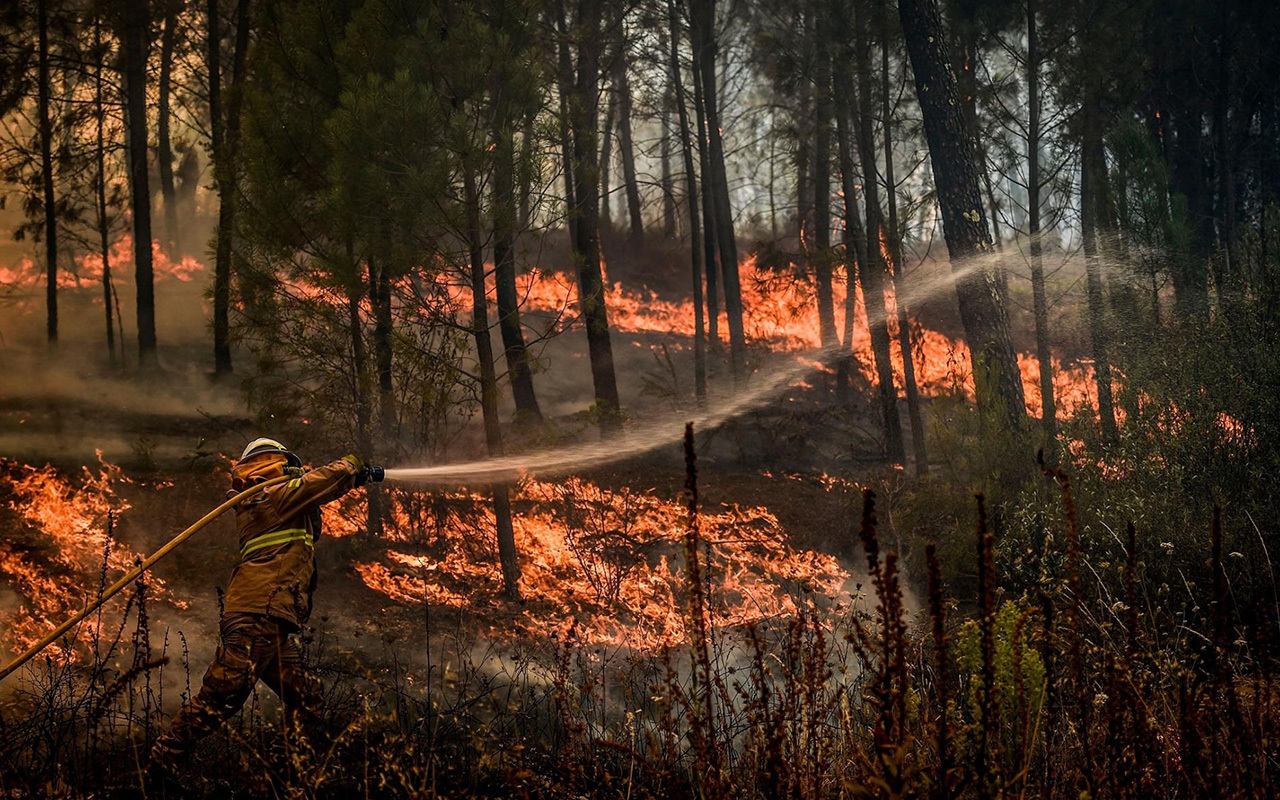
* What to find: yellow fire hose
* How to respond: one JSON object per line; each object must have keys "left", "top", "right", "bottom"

{"left": 0, "top": 473, "right": 293, "bottom": 682}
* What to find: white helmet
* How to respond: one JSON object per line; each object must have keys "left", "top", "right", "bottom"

{"left": 238, "top": 437, "right": 302, "bottom": 467}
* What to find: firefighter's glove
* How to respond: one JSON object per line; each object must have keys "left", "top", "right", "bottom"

{"left": 355, "top": 464, "right": 385, "bottom": 487}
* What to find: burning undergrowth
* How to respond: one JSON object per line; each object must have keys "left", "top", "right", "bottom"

{"left": 0, "top": 456, "right": 177, "bottom": 660}
{"left": 333, "top": 478, "right": 850, "bottom": 649}
{"left": 0, "top": 456, "right": 852, "bottom": 672}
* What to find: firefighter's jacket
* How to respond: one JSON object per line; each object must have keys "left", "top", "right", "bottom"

{"left": 222, "top": 456, "right": 361, "bottom": 627}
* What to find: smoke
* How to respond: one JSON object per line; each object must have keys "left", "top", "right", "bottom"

{"left": 385, "top": 255, "right": 1005, "bottom": 485}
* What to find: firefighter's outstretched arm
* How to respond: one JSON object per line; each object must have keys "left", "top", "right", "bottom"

{"left": 266, "top": 455, "right": 384, "bottom": 520}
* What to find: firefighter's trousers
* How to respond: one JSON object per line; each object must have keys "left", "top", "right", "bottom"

{"left": 151, "top": 612, "right": 323, "bottom": 761}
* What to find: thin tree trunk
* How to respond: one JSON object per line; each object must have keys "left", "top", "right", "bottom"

{"left": 692, "top": 47, "right": 720, "bottom": 356}
{"left": 835, "top": 106, "right": 864, "bottom": 405}
{"left": 1169, "top": 100, "right": 1212, "bottom": 320}
{"left": 518, "top": 106, "right": 535, "bottom": 230}
{"left": 898, "top": 0, "right": 1026, "bottom": 429}
{"left": 811, "top": 20, "right": 837, "bottom": 351}
{"left": 661, "top": 64, "right": 677, "bottom": 238}
{"left": 599, "top": 84, "right": 616, "bottom": 228}
{"left": 1082, "top": 95, "right": 1119, "bottom": 444}
{"left": 211, "top": 0, "right": 251, "bottom": 377}
{"left": 369, "top": 256, "right": 395, "bottom": 440}
{"left": 493, "top": 113, "right": 544, "bottom": 421}
{"left": 37, "top": 0, "right": 57, "bottom": 348}
{"left": 669, "top": 0, "right": 706, "bottom": 400}
{"left": 94, "top": 17, "right": 115, "bottom": 366}
{"left": 796, "top": 10, "right": 813, "bottom": 237}
{"left": 881, "top": 0, "right": 927, "bottom": 474}
{"left": 555, "top": 2, "right": 578, "bottom": 246}
{"left": 158, "top": 1, "right": 178, "bottom": 254}
{"left": 347, "top": 271, "right": 382, "bottom": 539}
{"left": 691, "top": 0, "right": 745, "bottom": 380}
{"left": 123, "top": 0, "right": 157, "bottom": 366}
{"left": 1026, "top": 0, "right": 1055, "bottom": 441}
{"left": 565, "top": 0, "right": 622, "bottom": 432}
{"left": 464, "top": 166, "right": 521, "bottom": 598}
{"left": 848, "top": 1, "right": 905, "bottom": 464}
{"left": 616, "top": 46, "right": 644, "bottom": 246}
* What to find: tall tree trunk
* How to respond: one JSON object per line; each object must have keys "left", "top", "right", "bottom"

{"left": 493, "top": 113, "right": 544, "bottom": 421}
{"left": 796, "top": 8, "right": 813, "bottom": 237}
{"left": 564, "top": 0, "right": 622, "bottom": 432}
{"left": 555, "top": 1, "right": 578, "bottom": 246}
{"left": 880, "top": 0, "right": 927, "bottom": 474}
{"left": 661, "top": 69, "right": 677, "bottom": 238}
{"left": 669, "top": 0, "right": 706, "bottom": 400}
{"left": 123, "top": 0, "right": 158, "bottom": 367}
{"left": 692, "top": 48, "right": 720, "bottom": 356}
{"left": 615, "top": 46, "right": 644, "bottom": 246}
{"left": 953, "top": 5, "right": 1003, "bottom": 264}
{"left": 369, "top": 256, "right": 395, "bottom": 440}
{"left": 464, "top": 166, "right": 521, "bottom": 598}
{"left": 211, "top": 0, "right": 251, "bottom": 377}
{"left": 598, "top": 84, "right": 616, "bottom": 228}
{"left": 847, "top": 0, "right": 905, "bottom": 464}
{"left": 835, "top": 104, "right": 865, "bottom": 405}
{"left": 37, "top": 0, "right": 57, "bottom": 348}
{"left": 94, "top": 18, "right": 116, "bottom": 366}
{"left": 517, "top": 106, "right": 535, "bottom": 230}
{"left": 345, "top": 244, "right": 380, "bottom": 538}
{"left": 811, "top": 20, "right": 837, "bottom": 350}
{"left": 691, "top": 0, "right": 745, "bottom": 380}
{"left": 1081, "top": 96, "right": 1119, "bottom": 444}
{"left": 1169, "top": 99, "right": 1212, "bottom": 319}
{"left": 1025, "top": 0, "right": 1055, "bottom": 441}
{"left": 898, "top": 0, "right": 1026, "bottom": 429}
{"left": 158, "top": 1, "right": 178, "bottom": 254}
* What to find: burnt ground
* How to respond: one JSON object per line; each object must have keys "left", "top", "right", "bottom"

{"left": 0, "top": 361, "right": 887, "bottom": 694}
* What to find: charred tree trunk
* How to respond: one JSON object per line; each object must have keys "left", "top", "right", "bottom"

{"left": 691, "top": 0, "right": 745, "bottom": 380}
{"left": 345, "top": 240, "right": 380, "bottom": 538}
{"left": 849, "top": 2, "right": 905, "bottom": 464}
{"left": 880, "top": 0, "right": 927, "bottom": 474}
{"left": 898, "top": 0, "right": 1026, "bottom": 429}
{"left": 37, "top": 0, "right": 57, "bottom": 348}
{"left": 123, "top": 0, "right": 157, "bottom": 367}
{"left": 669, "top": 0, "right": 706, "bottom": 400}
{"left": 615, "top": 46, "right": 644, "bottom": 246}
{"left": 211, "top": 0, "right": 252, "bottom": 378}
{"left": 158, "top": 1, "right": 178, "bottom": 254}
{"left": 94, "top": 18, "right": 116, "bottom": 366}
{"left": 1026, "top": 0, "right": 1055, "bottom": 441}
{"left": 464, "top": 166, "right": 521, "bottom": 598}
{"left": 1081, "top": 96, "right": 1119, "bottom": 444}
{"left": 493, "top": 114, "right": 545, "bottom": 422}
{"left": 692, "top": 47, "right": 720, "bottom": 357}
{"left": 811, "top": 23, "right": 838, "bottom": 350}
{"left": 564, "top": 0, "right": 622, "bottom": 432}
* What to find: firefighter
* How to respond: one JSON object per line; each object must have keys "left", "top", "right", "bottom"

{"left": 149, "top": 438, "right": 383, "bottom": 775}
